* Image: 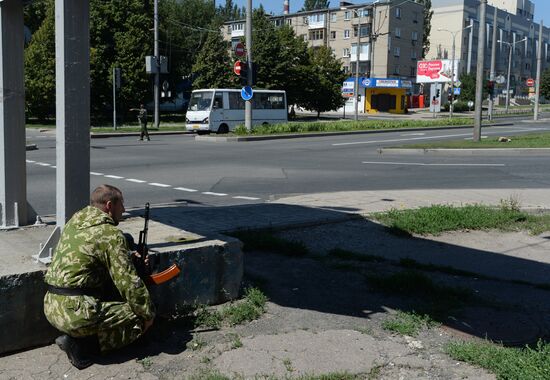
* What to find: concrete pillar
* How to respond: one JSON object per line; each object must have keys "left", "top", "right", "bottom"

{"left": 0, "top": 0, "right": 28, "bottom": 227}
{"left": 55, "top": 0, "right": 90, "bottom": 226}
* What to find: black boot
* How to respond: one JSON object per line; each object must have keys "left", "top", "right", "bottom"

{"left": 55, "top": 334, "right": 98, "bottom": 370}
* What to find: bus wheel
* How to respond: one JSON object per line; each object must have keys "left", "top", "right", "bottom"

{"left": 217, "top": 124, "right": 229, "bottom": 134}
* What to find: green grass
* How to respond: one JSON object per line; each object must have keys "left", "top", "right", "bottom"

{"left": 194, "top": 287, "right": 268, "bottom": 329}
{"left": 371, "top": 204, "right": 546, "bottom": 236}
{"left": 373, "top": 204, "right": 550, "bottom": 236}
{"left": 382, "top": 310, "right": 437, "bottom": 336}
{"left": 230, "top": 230, "right": 310, "bottom": 256}
{"left": 233, "top": 118, "right": 478, "bottom": 136}
{"left": 400, "top": 131, "right": 550, "bottom": 149}
{"left": 446, "top": 340, "right": 550, "bottom": 380}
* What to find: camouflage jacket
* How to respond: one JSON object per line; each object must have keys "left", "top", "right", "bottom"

{"left": 138, "top": 108, "right": 147, "bottom": 122}
{"left": 45, "top": 206, "right": 155, "bottom": 321}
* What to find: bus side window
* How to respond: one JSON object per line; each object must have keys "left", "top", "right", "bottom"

{"left": 213, "top": 93, "right": 224, "bottom": 109}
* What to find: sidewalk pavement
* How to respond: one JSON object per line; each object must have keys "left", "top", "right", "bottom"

{"left": 1, "top": 187, "right": 549, "bottom": 378}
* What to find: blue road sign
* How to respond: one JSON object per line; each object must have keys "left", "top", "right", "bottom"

{"left": 453, "top": 88, "right": 461, "bottom": 95}
{"left": 241, "top": 86, "right": 253, "bottom": 101}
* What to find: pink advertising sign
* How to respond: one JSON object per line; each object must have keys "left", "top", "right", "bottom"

{"left": 416, "top": 60, "right": 459, "bottom": 83}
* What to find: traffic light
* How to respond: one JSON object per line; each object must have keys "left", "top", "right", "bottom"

{"left": 487, "top": 80, "right": 495, "bottom": 97}
{"left": 239, "top": 62, "right": 248, "bottom": 86}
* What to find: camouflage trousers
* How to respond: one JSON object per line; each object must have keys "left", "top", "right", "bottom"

{"left": 44, "top": 292, "right": 144, "bottom": 353}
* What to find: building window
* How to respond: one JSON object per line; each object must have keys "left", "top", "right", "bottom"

{"left": 331, "top": 12, "right": 337, "bottom": 22}
{"left": 410, "top": 66, "right": 416, "bottom": 76}
{"left": 227, "top": 25, "right": 231, "bottom": 33}
{"left": 308, "top": 13, "right": 325, "bottom": 24}
{"left": 309, "top": 29, "right": 325, "bottom": 41}
{"left": 331, "top": 31, "right": 336, "bottom": 39}
{"left": 344, "top": 29, "right": 350, "bottom": 39}
{"left": 411, "top": 49, "right": 417, "bottom": 59}
{"left": 394, "top": 27, "right": 401, "bottom": 38}
{"left": 413, "top": 12, "right": 418, "bottom": 23}
{"left": 301, "top": 34, "right": 307, "bottom": 41}
{"left": 303, "top": 16, "right": 308, "bottom": 25}
{"left": 343, "top": 65, "right": 349, "bottom": 73}
{"left": 343, "top": 48, "right": 350, "bottom": 57}
{"left": 286, "top": 19, "right": 292, "bottom": 25}
{"left": 344, "top": 11, "right": 351, "bottom": 20}
{"left": 394, "top": 47, "right": 400, "bottom": 57}
{"left": 395, "top": 7, "right": 401, "bottom": 19}
{"left": 331, "top": 48, "right": 336, "bottom": 56}
{"left": 412, "top": 31, "right": 418, "bottom": 41}
{"left": 394, "top": 65, "right": 400, "bottom": 75}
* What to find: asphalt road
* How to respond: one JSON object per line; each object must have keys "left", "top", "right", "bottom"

{"left": 25, "top": 120, "right": 550, "bottom": 216}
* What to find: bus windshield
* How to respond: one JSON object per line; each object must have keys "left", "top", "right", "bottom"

{"left": 188, "top": 91, "right": 213, "bottom": 111}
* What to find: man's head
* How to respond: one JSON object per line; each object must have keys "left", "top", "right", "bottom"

{"left": 90, "top": 184, "right": 125, "bottom": 225}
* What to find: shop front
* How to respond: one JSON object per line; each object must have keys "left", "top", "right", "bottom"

{"left": 343, "top": 78, "right": 412, "bottom": 114}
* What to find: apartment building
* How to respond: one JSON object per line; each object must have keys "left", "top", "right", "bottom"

{"left": 222, "top": 1, "right": 425, "bottom": 83}
{"left": 428, "top": 0, "right": 549, "bottom": 94}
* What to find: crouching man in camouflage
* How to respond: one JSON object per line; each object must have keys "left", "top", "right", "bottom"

{"left": 44, "top": 184, "right": 155, "bottom": 369}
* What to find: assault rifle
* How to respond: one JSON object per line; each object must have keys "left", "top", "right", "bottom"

{"left": 136, "top": 203, "right": 180, "bottom": 285}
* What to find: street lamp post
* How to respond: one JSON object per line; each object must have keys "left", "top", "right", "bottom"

{"left": 438, "top": 25, "right": 472, "bottom": 119}
{"left": 498, "top": 38, "right": 527, "bottom": 113}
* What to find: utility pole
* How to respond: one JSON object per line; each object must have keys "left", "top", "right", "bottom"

{"left": 534, "top": 21, "right": 543, "bottom": 121}
{"left": 488, "top": 6, "right": 497, "bottom": 121}
{"left": 154, "top": 0, "right": 160, "bottom": 128}
{"left": 354, "top": 9, "right": 362, "bottom": 121}
{"left": 245, "top": 0, "right": 252, "bottom": 131}
{"left": 467, "top": 18, "right": 474, "bottom": 74}
{"left": 473, "top": 0, "right": 487, "bottom": 142}
{"left": 112, "top": 68, "right": 117, "bottom": 130}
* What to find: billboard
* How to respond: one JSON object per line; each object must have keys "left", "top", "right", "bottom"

{"left": 416, "top": 60, "right": 459, "bottom": 83}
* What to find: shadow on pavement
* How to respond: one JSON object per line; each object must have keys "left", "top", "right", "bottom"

{"left": 128, "top": 202, "right": 550, "bottom": 346}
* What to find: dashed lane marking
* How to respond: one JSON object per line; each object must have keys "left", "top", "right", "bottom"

{"left": 233, "top": 196, "right": 261, "bottom": 200}
{"left": 202, "top": 191, "right": 227, "bottom": 196}
{"left": 149, "top": 182, "right": 171, "bottom": 188}
{"left": 362, "top": 161, "right": 506, "bottom": 167}
{"left": 27, "top": 161, "right": 262, "bottom": 202}
{"left": 174, "top": 187, "right": 198, "bottom": 192}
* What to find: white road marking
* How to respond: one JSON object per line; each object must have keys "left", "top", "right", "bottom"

{"left": 126, "top": 178, "right": 147, "bottom": 183}
{"left": 37, "top": 162, "right": 51, "bottom": 166}
{"left": 90, "top": 172, "right": 104, "bottom": 176}
{"left": 174, "top": 187, "right": 198, "bottom": 192}
{"left": 51, "top": 165, "right": 56, "bottom": 168}
{"left": 464, "top": 136, "right": 488, "bottom": 140}
{"left": 26, "top": 160, "right": 35, "bottom": 163}
{"left": 401, "top": 132, "right": 426, "bottom": 136}
{"left": 362, "top": 161, "right": 506, "bottom": 167}
{"left": 233, "top": 196, "right": 261, "bottom": 200}
{"left": 332, "top": 133, "right": 474, "bottom": 146}
{"left": 202, "top": 191, "right": 227, "bottom": 196}
{"left": 149, "top": 182, "right": 171, "bottom": 188}
{"left": 105, "top": 175, "right": 124, "bottom": 179}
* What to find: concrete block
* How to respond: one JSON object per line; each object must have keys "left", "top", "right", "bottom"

{"left": 0, "top": 225, "right": 243, "bottom": 355}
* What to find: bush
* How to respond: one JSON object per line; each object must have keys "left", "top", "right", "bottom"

{"left": 444, "top": 101, "right": 472, "bottom": 112}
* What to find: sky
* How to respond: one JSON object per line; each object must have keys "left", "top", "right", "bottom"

{"left": 222, "top": 0, "right": 550, "bottom": 22}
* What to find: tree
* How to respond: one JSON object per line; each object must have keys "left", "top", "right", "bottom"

{"left": 24, "top": 0, "right": 55, "bottom": 120}
{"left": 458, "top": 73, "right": 476, "bottom": 102}
{"left": 218, "top": 0, "right": 245, "bottom": 21}
{"left": 415, "top": 0, "right": 433, "bottom": 58}
{"left": 302, "top": 0, "right": 330, "bottom": 11}
{"left": 192, "top": 26, "right": 235, "bottom": 89}
{"left": 301, "top": 46, "right": 346, "bottom": 117}
{"left": 541, "top": 68, "right": 550, "bottom": 100}
{"left": 251, "top": 11, "right": 310, "bottom": 108}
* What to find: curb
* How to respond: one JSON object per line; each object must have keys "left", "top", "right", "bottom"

{"left": 194, "top": 123, "right": 513, "bottom": 142}
{"left": 379, "top": 147, "right": 550, "bottom": 156}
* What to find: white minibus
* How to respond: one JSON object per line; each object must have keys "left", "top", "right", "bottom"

{"left": 185, "top": 89, "right": 288, "bottom": 133}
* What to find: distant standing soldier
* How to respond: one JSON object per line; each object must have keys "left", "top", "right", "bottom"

{"left": 43, "top": 184, "right": 155, "bottom": 369}
{"left": 133, "top": 103, "right": 150, "bottom": 141}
